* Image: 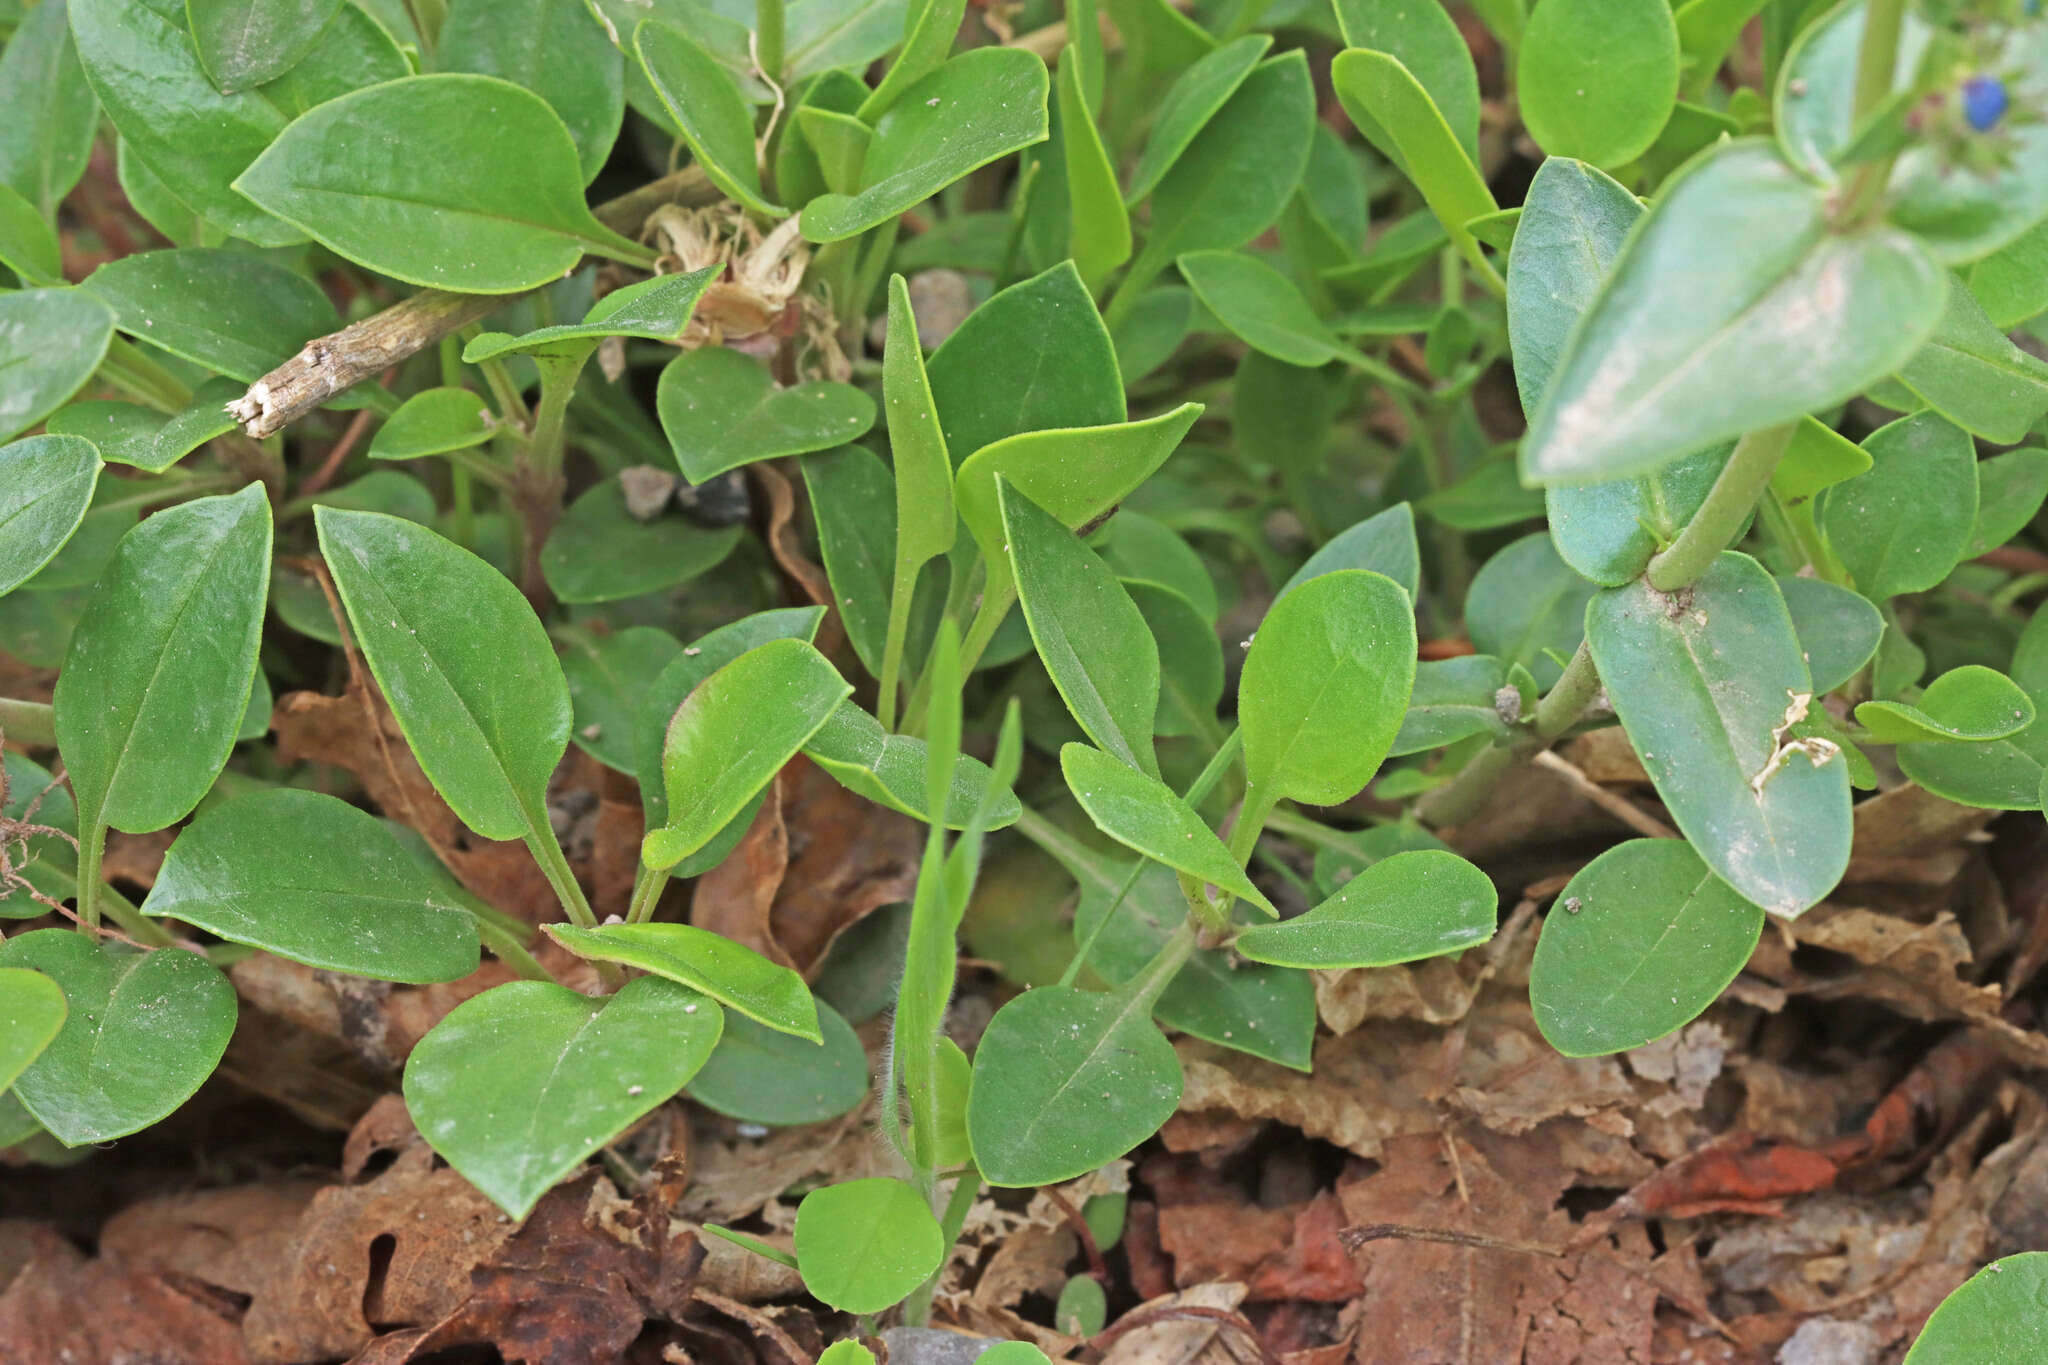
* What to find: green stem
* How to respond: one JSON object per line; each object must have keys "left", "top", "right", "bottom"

{"left": 1225, "top": 787, "right": 1277, "bottom": 871}
{"left": 625, "top": 862, "right": 670, "bottom": 924}
{"left": 877, "top": 561, "right": 921, "bottom": 732}
{"left": 97, "top": 881, "right": 176, "bottom": 948}
{"left": 1263, "top": 805, "right": 1389, "bottom": 859}
{"left": 0, "top": 698, "right": 56, "bottom": 747}
{"left": 903, "top": 582, "right": 1012, "bottom": 734}
{"left": 1851, "top": 0, "right": 1909, "bottom": 124}
{"left": 1415, "top": 640, "right": 1600, "bottom": 828}
{"left": 523, "top": 821, "right": 598, "bottom": 929}
{"left": 1101, "top": 252, "right": 1163, "bottom": 332}
{"left": 1126, "top": 918, "right": 1198, "bottom": 1011}
{"left": 1644, "top": 421, "right": 1799, "bottom": 592}
{"left": 754, "top": 0, "right": 785, "bottom": 83}
{"left": 1531, "top": 639, "right": 1600, "bottom": 741}
{"left": 474, "top": 351, "right": 532, "bottom": 429}
{"left": 477, "top": 918, "right": 556, "bottom": 983}
{"left": 99, "top": 338, "right": 193, "bottom": 412}
{"left": 73, "top": 821, "right": 105, "bottom": 932}
{"left": 905, "top": 1170, "right": 983, "bottom": 1327}
{"left": 526, "top": 360, "right": 581, "bottom": 482}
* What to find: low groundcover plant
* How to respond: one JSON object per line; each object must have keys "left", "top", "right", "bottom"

{"left": 1, "top": 0, "right": 2045, "bottom": 1358}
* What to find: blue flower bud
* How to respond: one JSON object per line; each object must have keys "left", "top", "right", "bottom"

{"left": 1962, "top": 75, "right": 2009, "bottom": 132}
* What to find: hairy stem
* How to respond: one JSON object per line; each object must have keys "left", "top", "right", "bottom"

{"left": 0, "top": 698, "right": 56, "bottom": 747}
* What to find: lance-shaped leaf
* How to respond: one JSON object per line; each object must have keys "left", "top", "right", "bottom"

{"left": 794, "top": 1179, "right": 946, "bottom": 1313}
{"left": 1177, "top": 249, "right": 1369, "bottom": 369}
{"left": 1333, "top": 0, "right": 1479, "bottom": 161}
{"left": 1234, "top": 849, "right": 1496, "bottom": 968}
{"left": 316, "top": 507, "right": 567, "bottom": 842}
{"left": 143, "top": 789, "right": 481, "bottom": 982}
{"left": 187, "top": 0, "right": 343, "bottom": 92}
{"left": 1529, "top": 839, "right": 1763, "bottom": 1057}
{"left": 802, "top": 47, "right": 1049, "bottom": 243}
{"left": 1001, "top": 481, "right": 1161, "bottom": 778}
{"left": 541, "top": 478, "right": 742, "bottom": 604}
{"left": 635, "top": 21, "right": 781, "bottom": 216}
{"left": 0, "top": 967, "right": 65, "bottom": 1093}
{"left": 1058, "top": 48, "right": 1130, "bottom": 289}
{"left": 1857, "top": 667, "right": 2036, "bottom": 744}
{"left": 1821, "top": 412, "right": 1977, "bottom": 600}
{"left": 927, "top": 261, "right": 1125, "bottom": 466}
{"left": 657, "top": 347, "right": 876, "bottom": 483}
{"left": 369, "top": 388, "right": 495, "bottom": 461}
{"left": 56, "top": 485, "right": 271, "bottom": 836}
{"left": 81, "top": 246, "right": 340, "bottom": 382}
{"left": 1125, "top": 34, "right": 1270, "bottom": 204}
{"left": 0, "top": 929, "right": 236, "bottom": 1145}
{"left": 463, "top": 267, "right": 718, "bottom": 363}
{"left": 235, "top": 75, "right": 649, "bottom": 292}
{"left": 1586, "top": 552, "right": 1851, "bottom": 917}
{"left": 1893, "top": 275, "right": 2048, "bottom": 444}
{"left": 804, "top": 701, "right": 1020, "bottom": 830}
{"left": 1060, "top": 743, "right": 1272, "bottom": 913}
{"left": 403, "top": 976, "right": 722, "bottom": 1219}
{"left": 0, "top": 436, "right": 101, "bottom": 596}
{"left": 1239, "top": 570, "right": 1417, "bottom": 809}
{"left": 0, "top": 0, "right": 97, "bottom": 219}
{"left": 1517, "top": 0, "right": 1678, "bottom": 169}
{"left": 547, "top": 921, "right": 820, "bottom": 1041}
{"left": 0, "top": 289, "right": 115, "bottom": 444}
{"left": 1521, "top": 140, "right": 1945, "bottom": 484}
{"left": 800, "top": 445, "right": 896, "bottom": 678}
{"left": 1274, "top": 503, "right": 1420, "bottom": 605}
{"left": 640, "top": 638, "right": 851, "bottom": 870}
{"left": 688, "top": 1002, "right": 867, "bottom": 1125}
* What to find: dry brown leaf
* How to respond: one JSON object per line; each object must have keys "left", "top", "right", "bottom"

{"left": 1156, "top": 1191, "right": 1361, "bottom": 1303}
{"left": 0, "top": 1231, "right": 252, "bottom": 1364}
{"left": 694, "top": 771, "right": 795, "bottom": 967}
{"left": 680, "top": 1101, "right": 888, "bottom": 1223}
{"left": 1098, "top": 1282, "right": 1250, "bottom": 1365}
{"left": 1313, "top": 955, "right": 1482, "bottom": 1035}
{"left": 99, "top": 1181, "right": 327, "bottom": 1297}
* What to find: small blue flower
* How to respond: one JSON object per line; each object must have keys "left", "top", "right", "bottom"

{"left": 1962, "top": 74, "right": 2010, "bottom": 132}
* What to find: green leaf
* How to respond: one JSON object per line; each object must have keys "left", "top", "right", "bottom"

{"left": 546, "top": 921, "right": 821, "bottom": 1041}
{"left": 81, "top": 247, "right": 341, "bottom": 383}
{"left": 1422, "top": 461, "right": 1547, "bottom": 532}
{"left": 1275, "top": 503, "right": 1420, "bottom": 606}
{"left": 1894, "top": 276, "right": 2048, "bottom": 444}
{"left": 1124, "top": 33, "right": 1270, "bottom": 205}
{"left": 1234, "top": 849, "right": 1496, "bottom": 968}
{"left": 369, "top": 387, "right": 494, "bottom": 461}
{"left": 1529, "top": 839, "right": 1763, "bottom": 1057}
{"left": 1330, "top": 49, "right": 1497, "bottom": 281}
{"left": 1520, "top": 140, "right": 1944, "bottom": 484}
{"left": 1966, "top": 218, "right": 2048, "bottom": 330}
{"left": 927, "top": 261, "right": 1124, "bottom": 466}
{"left": 148, "top": 377, "right": 243, "bottom": 470}
{"left": 1586, "top": 552, "right": 1850, "bottom": 917}
{"left": 804, "top": 701, "right": 1020, "bottom": 830}
{"left": 441, "top": 0, "right": 621, "bottom": 183}
{"left": 801, "top": 47, "right": 1049, "bottom": 243}
{"left": 0, "top": 0, "right": 97, "bottom": 219}
{"left": 1966, "top": 449, "right": 2048, "bottom": 560}
{"left": 0, "top": 929, "right": 236, "bottom": 1145}
{"left": 1240, "top": 570, "right": 1417, "bottom": 809}
{"left": 634, "top": 608, "right": 825, "bottom": 827}
{"left": 541, "top": 478, "right": 743, "bottom": 604}
{"left": 1232, "top": 350, "right": 1335, "bottom": 477}
{"left": 143, "top": 789, "right": 481, "bottom": 981}
{"left": 801, "top": 445, "right": 896, "bottom": 678}
{"left": 1857, "top": 667, "right": 2036, "bottom": 744}
{"left": 636, "top": 20, "right": 782, "bottom": 215}
{"left": 1002, "top": 480, "right": 1161, "bottom": 778}
{"left": 1177, "top": 249, "right": 1363, "bottom": 369}
{"left": 1103, "top": 511, "right": 1217, "bottom": 621}
{"left": 186, "top": 0, "right": 341, "bottom": 92}
{"left": 882, "top": 274, "right": 956, "bottom": 566}
{"left": 1127, "top": 52, "right": 1315, "bottom": 286}
{"left": 656, "top": 347, "right": 876, "bottom": 483}
{"left": 56, "top": 484, "right": 271, "bottom": 835}
{"left": 256, "top": 0, "right": 407, "bottom": 116}
{"left": 1061, "top": 743, "right": 1271, "bottom": 913}
{"left": 0, "top": 182, "right": 62, "bottom": 284}
{"left": 316, "top": 507, "right": 566, "bottom": 841}
{"left": 1771, "top": 416, "right": 1871, "bottom": 506}
{"left": 0, "top": 752, "right": 79, "bottom": 916}
{"left": 1057, "top": 47, "right": 1130, "bottom": 290}
{"left": 313, "top": 469, "right": 437, "bottom": 523}
{"left": 0, "top": 289, "right": 115, "bottom": 443}
{"left": 1903, "top": 1253, "right": 2048, "bottom": 1364}
{"left": 794, "top": 1178, "right": 946, "bottom": 1313}
{"left": 1465, "top": 532, "right": 1594, "bottom": 689}
{"left": 688, "top": 1000, "right": 868, "bottom": 1126}
{"left": 1517, "top": 0, "right": 1678, "bottom": 168}
{"left": 1821, "top": 413, "right": 1978, "bottom": 600}
{"left": 819, "top": 1343, "right": 877, "bottom": 1365}
{"left": 1333, "top": 0, "right": 1480, "bottom": 162}
{"left": 855, "top": 0, "right": 965, "bottom": 122}
{"left": 404, "top": 976, "right": 721, "bottom": 1219}
{"left": 69, "top": 0, "right": 298, "bottom": 245}
{"left": 0, "top": 964, "right": 65, "bottom": 1103}
{"left": 1391, "top": 655, "right": 1511, "bottom": 756}
{"left": 0, "top": 436, "right": 101, "bottom": 596}
{"left": 1780, "top": 577, "right": 1884, "bottom": 694}
{"left": 463, "top": 267, "right": 718, "bottom": 362}
{"left": 235, "top": 75, "right": 647, "bottom": 292}
{"left": 969, "top": 981, "right": 1183, "bottom": 1187}
{"left": 795, "top": 106, "right": 870, "bottom": 195}
{"left": 1131, "top": 584, "right": 1222, "bottom": 739}
{"left": 558, "top": 624, "right": 681, "bottom": 774}
{"left": 784, "top": 0, "right": 914, "bottom": 84}
{"left": 641, "top": 638, "right": 851, "bottom": 870}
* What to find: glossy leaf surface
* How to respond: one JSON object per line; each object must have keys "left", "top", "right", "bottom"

{"left": 0, "top": 436, "right": 100, "bottom": 596}
{"left": 1125, "top": 34, "right": 1270, "bottom": 204}
{"left": 369, "top": 388, "right": 494, "bottom": 461}
{"left": 1274, "top": 504, "right": 1420, "bottom": 605}
{"left": 0, "top": 0, "right": 97, "bottom": 218}
{"left": 1857, "top": 667, "right": 2036, "bottom": 744}
{"left": 1779, "top": 577, "right": 1884, "bottom": 694}
{"left": 1235, "top": 849, "right": 1496, "bottom": 968}
{"left": 440, "top": 0, "right": 621, "bottom": 182}
{"left": 1060, "top": 743, "right": 1270, "bottom": 912}
{"left": 658, "top": 347, "right": 876, "bottom": 483}
{"left": 186, "top": 0, "right": 341, "bottom": 92}
{"left": 547, "top": 921, "right": 820, "bottom": 1041}
{"left": 83, "top": 246, "right": 340, "bottom": 382}
{"left": 636, "top": 20, "right": 780, "bottom": 215}
{"left": 793, "top": 1179, "right": 946, "bottom": 1312}
{"left": 688, "top": 1001, "right": 867, "bottom": 1126}
{"left": 0, "top": 289, "right": 115, "bottom": 443}
{"left": 0, "top": 967, "right": 65, "bottom": 1092}
{"left": 804, "top": 701, "right": 1020, "bottom": 830}
{"left": 541, "top": 479, "right": 742, "bottom": 603}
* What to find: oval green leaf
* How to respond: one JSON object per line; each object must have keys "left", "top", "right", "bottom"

{"left": 1903, "top": 1253, "right": 2048, "bottom": 1364}
{"left": 1779, "top": 576, "right": 1884, "bottom": 694}
{"left": 1517, "top": 0, "right": 1679, "bottom": 168}
{"left": 0, "top": 436, "right": 101, "bottom": 596}
{"left": 1856, "top": 666, "right": 2036, "bottom": 745}
{"left": 0, "top": 967, "right": 66, "bottom": 1092}
{"left": 635, "top": 21, "right": 782, "bottom": 214}
{"left": 688, "top": 1000, "right": 867, "bottom": 1126}
{"left": 1061, "top": 742, "right": 1271, "bottom": 913}
{"left": 369, "top": 387, "right": 495, "bottom": 461}
{"left": 541, "top": 478, "right": 743, "bottom": 604}
{"left": 1821, "top": 412, "right": 1978, "bottom": 601}
{"left": 804, "top": 700, "right": 1020, "bottom": 830}
{"left": 545, "top": 920, "right": 819, "bottom": 1041}
{"left": 440, "top": 0, "right": 622, "bottom": 183}
{"left": 557, "top": 624, "right": 681, "bottom": 775}
{"left": 187, "top": 0, "right": 343, "bottom": 93}
{"left": 657, "top": 346, "right": 877, "bottom": 483}
{"left": 1234, "top": 849, "right": 1496, "bottom": 968}
{"left": 0, "top": 288, "right": 115, "bottom": 443}
{"left": 793, "top": 1178, "right": 946, "bottom": 1313}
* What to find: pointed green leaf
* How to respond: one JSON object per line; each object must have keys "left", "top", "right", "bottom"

{"left": 546, "top": 921, "right": 820, "bottom": 1041}
{"left": 0, "top": 436, "right": 101, "bottom": 596}
{"left": 1061, "top": 743, "right": 1271, "bottom": 913}
{"left": 149, "top": 377, "right": 244, "bottom": 470}
{"left": 1517, "top": 0, "right": 1678, "bottom": 168}
{"left": 403, "top": 976, "right": 722, "bottom": 1218}
{"left": 0, "top": 289, "right": 115, "bottom": 443}
{"left": 541, "top": 477, "right": 743, "bottom": 604}
{"left": 1857, "top": 667, "right": 2036, "bottom": 744}
{"left": 927, "top": 261, "right": 1125, "bottom": 466}
{"left": 440, "top": 0, "right": 623, "bottom": 183}
{"left": 1586, "top": 552, "right": 1850, "bottom": 917}
{"left": 688, "top": 1000, "right": 867, "bottom": 1126}
{"left": 804, "top": 700, "right": 1020, "bottom": 830}
{"left": 143, "top": 789, "right": 481, "bottom": 982}
{"left": 1275, "top": 503, "right": 1419, "bottom": 605}
{"left": 1333, "top": 0, "right": 1479, "bottom": 162}
{"left": 0, "top": 0, "right": 97, "bottom": 219}
{"left": 1177, "top": 249, "right": 1362, "bottom": 369}
{"left": 883, "top": 275, "right": 955, "bottom": 565}
{"left": 462, "top": 267, "right": 718, "bottom": 363}
{"left": 1771, "top": 416, "right": 1871, "bottom": 506}
{"left": 1391, "top": 655, "right": 1512, "bottom": 756}
{"left": 636, "top": 20, "right": 783, "bottom": 215}
{"left": 1780, "top": 577, "right": 1884, "bottom": 694}
{"left": 795, "top": 106, "right": 870, "bottom": 194}
{"left": 235, "top": 74, "right": 647, "bottom": 292}
{"left": 186, "top": 0, "right": 343, "bottom": 92}
{"left": 801, "top": 47, "right": 1049, "bottom": 243}
{"left": 557, "top": 624, "right": 682, "bottom": 775}
{"left": 1240, "top": 569, "right": 1417, "bottom": 809}
{"left": 794, "top": 1178, "right": 946, "bottom": 1313}
{"left": 82, "top": 246, "right": 341, "bottom": 382}
{"left": 0, "top": 967, "right": 65, "bottom": 1092}
{"left": 0, "top": 929, "right": 236, "bottom": 1145}
{"left": 316, "top": 507, "right": 567, "bottom": 841}
{"left": 1234, "top": 849, "right": 1496, "bottom": 968}
{"left": 801, "top": 444, "right": 897, "bottom": 678}
{"left": 56, "top": 485, "right": 271, "bottom": 835}
{"left": 1124, "top": 34, "right": 1269, "bottom": 205}
{"left": 1058, "top": 48, "right": 1130, "bottom": 289}
{"left": 48, "top": 401, "right": 172, "bottom": 470}
{"left": 1131, "top": 584, "right": 1223, "bottom": 738}
{"left": 1529, "top": 839, "right": 1763, "bottom": 1057}
{"left": 1821, "top": 412, "right": 1978, "bottom": 600}
{"left": 369, "top": 387, "right": 495, "bottom": 461}
{"left": 1966, "top": 449, "right": 2048, "bottom": 560}
{"left": 1895, "top": 276, "right": 2048, "bottom": 444}
{"left": 1001, "top": 481, "right": 1161, "bottom": 778}
{"left": 657, "top": 346, "right": 876, "bottom": 483}
{"left": 1521, "top": 140, "right": 1945, "bottom": 484}
{"left": 641, "top": 638, "right": 850, "bottom": 869}
{"left": 0, "top": 182, "right": 62, "bottom": 284}
{"left": 1330, "top": 49, "right": 1497, "bottom": 280}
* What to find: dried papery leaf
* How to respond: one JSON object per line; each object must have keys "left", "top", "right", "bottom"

{"left": 1096, "top": 1281, "right": 1252, "bottom": 1365}
{"left": 0, "top": 1234, "right": 252, "bottom": 1364}
{"left": 693, "top": 771, "right": 794, "bottom": 968}
{"left": 99, "top": 1182, "right": 328, "bottom": 1297}
{"left": 1156, "top": 1191, "right": 1361, "bottom": 1303}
